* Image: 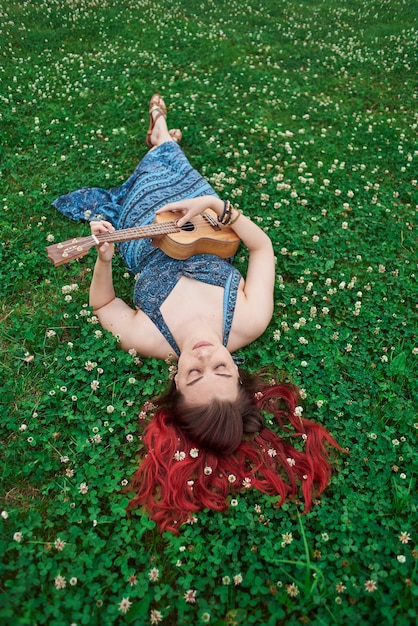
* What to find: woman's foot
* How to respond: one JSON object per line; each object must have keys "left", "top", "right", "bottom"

{"left": 169, "top": 128, "right": 182, "bottom": 144}
{"left": 146, "top": 94, "right": 168, "bottom": 148}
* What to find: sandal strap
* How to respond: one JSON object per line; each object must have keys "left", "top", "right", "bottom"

{"left": 149, "top": 104, "right": 166, "bottom": 117}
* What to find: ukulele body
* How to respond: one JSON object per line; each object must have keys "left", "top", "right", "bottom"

{"left": 153, "top": 210, "right": 239, "bottom": 260}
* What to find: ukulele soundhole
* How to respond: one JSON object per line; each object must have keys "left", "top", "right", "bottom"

{"left": 179, "top": 221, "right": 195, "bottom": 232}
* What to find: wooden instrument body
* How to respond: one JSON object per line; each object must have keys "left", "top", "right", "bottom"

{"left": 46, "top": 209, "right": 240, "bottom": 266}
{"left": 153, "top": 210, "right": 239, "bottom": 260}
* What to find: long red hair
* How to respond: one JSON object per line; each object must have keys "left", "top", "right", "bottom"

{"left": 127, "top": 373, "right": 343, "bottom": 532}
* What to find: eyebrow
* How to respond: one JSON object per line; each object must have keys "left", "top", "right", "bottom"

{"left": 186, "top": 373, "right": 233, "bottom": 387}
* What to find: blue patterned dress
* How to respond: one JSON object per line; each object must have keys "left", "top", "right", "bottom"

{"left": 52, "top": 142, "right": 242, "bottom": 355}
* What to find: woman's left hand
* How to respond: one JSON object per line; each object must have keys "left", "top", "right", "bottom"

{"left": 90, "top": 220, "right": 115, "bottom": 262}
{"left": 155, "top": 196, "right": 218, "bottom": 228}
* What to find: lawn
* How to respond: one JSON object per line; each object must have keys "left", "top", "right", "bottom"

{"left": 0, "top": 0, "right": 417, "bottom": 624}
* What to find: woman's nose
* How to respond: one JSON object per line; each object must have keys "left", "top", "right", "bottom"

{"left": 196, "top": 348, "right": 212, "bottom": 360}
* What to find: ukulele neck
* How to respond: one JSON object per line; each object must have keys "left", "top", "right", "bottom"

{"left": 97, "top": 221, "right": 180, "bottom": 244}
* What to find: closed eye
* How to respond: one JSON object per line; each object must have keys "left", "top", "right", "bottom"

{"left": 188, "top": 364, "right": 225, "bottom": 377}
{"left": 186, "top": 371, "right": 234, "bottom": 387}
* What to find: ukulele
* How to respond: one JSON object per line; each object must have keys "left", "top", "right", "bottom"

{"left": 46, "top": 209, "right": 240, "bottom": 267}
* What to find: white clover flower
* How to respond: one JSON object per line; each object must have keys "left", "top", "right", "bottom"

{"left": 286, "top": 582, "right": 299, "bottom": 597}
{"left": 282, "top": 532, "right": 293, "bottom": 545}
{"left": 118, "top": 598, "right": 132, "bottom": 614}
{"left": 54, "top": 575, "right": 66, "bottom": 589}
{"left": 364, "top": 580, "right": 377, "bottom": 592}
{"left": 184, "top": 589, "right": 197, "bottom": 604}
{"left": 148, "top": 568, "right": 159, "bottom": 582}
{"left": 54, "top": 538, "right": 66, "bottom": 551}
{"left": 150, "top": 609, "right": 163, "bottom": 624}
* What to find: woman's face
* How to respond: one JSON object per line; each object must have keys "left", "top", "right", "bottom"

{"left": 175, "top": 342, "right": 240, "bottom": 406}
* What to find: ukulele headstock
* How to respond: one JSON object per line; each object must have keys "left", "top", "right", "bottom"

{"left": 46, "top": 236, "right": 94, "bottom": 266}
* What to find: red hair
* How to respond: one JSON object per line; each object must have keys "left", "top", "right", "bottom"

{"left": 127, "top": 374, "right": 344, "bottom": 533}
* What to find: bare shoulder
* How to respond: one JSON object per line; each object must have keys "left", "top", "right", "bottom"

{"left": 227, "top": 284, "right": 273, "bottom": 350}
{"left": 94, "top": 298, "right": 170, "bottom": 358}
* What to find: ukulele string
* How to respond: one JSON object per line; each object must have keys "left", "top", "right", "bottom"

{"left": 59, "top": 221, "right": 182, "bottom": 258}
{"left": 95, "top": 221, "right": 181, "bottom": 244}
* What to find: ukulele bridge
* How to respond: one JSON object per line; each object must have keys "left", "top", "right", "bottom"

{"left": 203, "top": 212, "right": 221, "bottom": 229}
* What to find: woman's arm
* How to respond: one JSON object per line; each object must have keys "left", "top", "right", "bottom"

{"left": 88, "top": 221, "right": 138, "bottom": 344}
{"left": 89, "top": 221, "right": 117, "bottom": 310}
{"left": 225, "top": 206, "right": 275, "bottom": 328}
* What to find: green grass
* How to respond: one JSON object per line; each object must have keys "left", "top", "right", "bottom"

{"left": 1, "top": 0, "right": 417, "bottom": 624}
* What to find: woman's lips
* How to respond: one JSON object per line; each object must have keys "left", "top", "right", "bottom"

{"left": 192, "top": 341, "right": 214, "bottom": 350}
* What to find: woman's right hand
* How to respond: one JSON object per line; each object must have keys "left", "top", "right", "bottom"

{"left": 156, "top": 196, "right": 220, "bottom": 228}
{"left": 90, "top": 220, "right": 115, "bottom": 262}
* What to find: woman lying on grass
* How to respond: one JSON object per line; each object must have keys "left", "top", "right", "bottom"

{"left": 53, "top": 94, "right": 342, "bottom": 532}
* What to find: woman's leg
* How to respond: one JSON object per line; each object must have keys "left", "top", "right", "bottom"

{"left": 147, "top": 95, "right": 176, "bottom": 149}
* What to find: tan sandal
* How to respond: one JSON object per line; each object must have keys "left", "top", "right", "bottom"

{"left": 169, "top": 128, "right": 182, "bottom": 144}
{"left": 145, "top": 94, "right": 167, "bottom": 148}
